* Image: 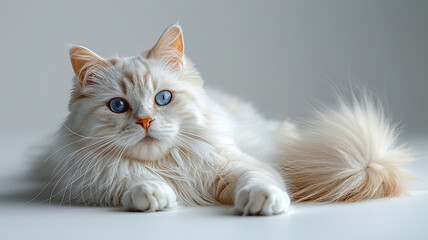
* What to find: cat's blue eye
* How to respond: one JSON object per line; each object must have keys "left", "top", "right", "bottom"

{"left": 155, "top": 90, "right": 173, "bottom": 106}
{"left": 108, "top": 98, "right": 129, "bottom": 113}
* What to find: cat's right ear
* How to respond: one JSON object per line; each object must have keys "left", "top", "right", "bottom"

{"left": 69, "top": 46, "right": 107, "bottom": 86}
{"left": 148, "top": 24, "right": 184, "bottom": 70}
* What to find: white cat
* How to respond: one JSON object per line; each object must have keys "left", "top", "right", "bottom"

{"left": 40, "top": 24, "right": 411, "bottom": 215}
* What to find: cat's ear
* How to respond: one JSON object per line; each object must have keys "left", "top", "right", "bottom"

{"left": 148, "top": 24, "right": 184, "bottom": 70}
{"left": 70, "top": 46, "right": 108, "bottom": 86}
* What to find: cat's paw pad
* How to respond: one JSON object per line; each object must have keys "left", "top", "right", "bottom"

{"left": 234, "top": 184, "right": 290, "bottom": 216}
{"left": 122, "top": 181, "right": 177, "bottom": 212}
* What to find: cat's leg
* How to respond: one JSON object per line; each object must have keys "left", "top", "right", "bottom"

{"left": 121, "top": 180, "right": 178, "bottom": 212}
{"left": 214, "top": 149, "right": 290, "bottom": 215}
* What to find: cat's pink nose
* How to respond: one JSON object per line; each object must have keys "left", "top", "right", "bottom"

{"left": 136, "top": 118, "right": 154, "bottom": 130}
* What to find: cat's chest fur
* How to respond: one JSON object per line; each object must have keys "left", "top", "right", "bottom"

{"left": 119, "top": 147, "right": 222, "bottom": 206}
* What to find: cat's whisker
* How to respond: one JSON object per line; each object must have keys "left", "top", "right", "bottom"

{"left": 87, "top": 140, "right": 126, "bottom": 191}
{"left": 48, "top": 138, "right": 117, "bottom": 205}
{"left": 61, "top": 139, "right": 118, "bottom": 205}
{"left": 55, "top": 137, "right": 121, "bottom": 204}
{"left": 43, "top": 133, "right": 116, "bottom": 164}
{"left": 69, "top": 137, "right": 128, "bottom": 204}
{"left": 62, "top": 124, "right": 118, "bottom": 140}
{"left": 26, "top": 137, "right": 116, "bottom": 205}
{"left": 51, "top": 137, "right": 114, "bottom": 174}
{"left": 47, "top": 144, "right": 108, "bottom": 205}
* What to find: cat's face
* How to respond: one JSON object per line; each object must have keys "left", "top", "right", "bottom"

{"left": 67, "top": 25, "right": 205, "bottom": 161}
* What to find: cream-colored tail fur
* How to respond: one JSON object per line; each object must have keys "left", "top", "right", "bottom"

{"left": 277, "top": 97, "right": 412, "bottom": 202}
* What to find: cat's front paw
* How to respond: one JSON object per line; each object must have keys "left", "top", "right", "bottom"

{"left": 234, "top": 184, "right": 290, "bottom": 216}
{"left": 122, "top": 181, "right": 177, "bottom": 212}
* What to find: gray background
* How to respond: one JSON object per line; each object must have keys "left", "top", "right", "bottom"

{"left": 1, "top": 0, "right": 427, "bottom": 136}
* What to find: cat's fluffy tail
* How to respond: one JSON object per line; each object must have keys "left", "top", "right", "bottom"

{"left": 277, "top": 96, "right": 412, "bottom": 202}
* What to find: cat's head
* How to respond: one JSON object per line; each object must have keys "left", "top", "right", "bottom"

{"left": 67, "top": 24, "right": 207, "bottom": 161}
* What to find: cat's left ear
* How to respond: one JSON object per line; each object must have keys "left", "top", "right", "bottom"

{"left": 148, "top": 24, "right": 184, "bottom": 70}
{"left": 70, "top": 46, "right": 108, "bottom": 86}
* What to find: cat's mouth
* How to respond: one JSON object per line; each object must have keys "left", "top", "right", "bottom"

{"left": 140, "top": 135, "right": 158, "bottom": 144}
{"left": 124, "top": 134, "right": 170, "bottom": 161}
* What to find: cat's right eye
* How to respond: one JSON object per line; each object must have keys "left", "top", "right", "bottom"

{"left": 108, "top": 98, "right": 129, "bottom": 113}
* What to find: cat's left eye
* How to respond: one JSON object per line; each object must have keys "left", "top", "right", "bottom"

{"left": 108, "top": 98, "right": 129, "bottom": 113}
{"left": 155, "top": 90, "right": 173, "bottom": 106}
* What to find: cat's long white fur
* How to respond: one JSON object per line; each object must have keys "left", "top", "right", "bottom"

{"left": 275, "top": 96, "right": 412, "bottom": 202}
{"left": 210, "top": 90, "right": 411, "bottom": 202}
{"left": 39, "top": 24, "right": 411, "bottom": 215}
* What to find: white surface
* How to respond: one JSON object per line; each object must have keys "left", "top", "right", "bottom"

{"left": 1, "top": 133, "right": 427, "bottom": 240}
